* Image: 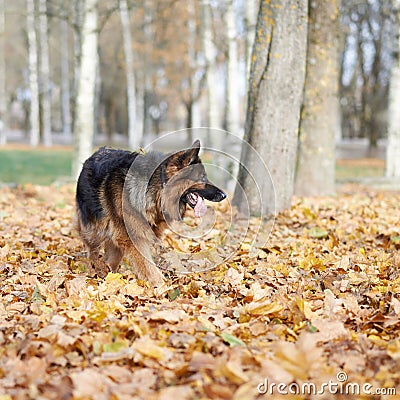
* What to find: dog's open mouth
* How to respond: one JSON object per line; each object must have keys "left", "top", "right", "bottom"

{"left": 186, "top": 192, "right": 207, "bottom": 218}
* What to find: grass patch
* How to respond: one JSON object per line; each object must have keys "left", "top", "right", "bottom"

{"left": 0, "top": 148, "right": 73, "bottom": 185}
{"left": 0, "top": 148, "right": 387, "bottom": 186}
{"left": 336, "top": 158, "right": 385, "bottom": 180}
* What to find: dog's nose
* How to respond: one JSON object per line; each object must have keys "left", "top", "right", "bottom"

{"left": 216, "top": 190, "right": 227, "bottom": 202}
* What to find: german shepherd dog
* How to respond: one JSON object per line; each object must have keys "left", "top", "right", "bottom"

{"left": 76, "top": 140, "right": 226, "bottom": 286}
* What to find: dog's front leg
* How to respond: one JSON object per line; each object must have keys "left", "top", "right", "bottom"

{"left": 122, "top": 213, "right": 165, "bottom": 286}
{"left": 124, "top": 240, "right": 165, "bottom": 286}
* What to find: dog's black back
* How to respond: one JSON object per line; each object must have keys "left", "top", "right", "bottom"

{"left": 76, "top": 148, "right": 138, "bottom": 225}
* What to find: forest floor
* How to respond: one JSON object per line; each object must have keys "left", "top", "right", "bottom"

{"left": 0, "top": 184, "right": 400, "bottom": 399}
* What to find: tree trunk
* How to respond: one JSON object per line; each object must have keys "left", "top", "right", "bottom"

{"left": 187, "top": 0, "right": 196, "bottom": 131}
{"left": 60, "top": 15, "right": 72, "bottom": 138}
{"left": 185, "top": 101, "right": 193, "bottom": 130}
{"left": 142, "top": 6, "right": 153, "bottom": 139}
{"left": 119, "top": 0, "right": 140, "bottom": 149}
{"left": 72, "top": 0, "right": 83, "bottom": 131}
{"left": 201, "top": 0, "right": 221, "bottom": 141}
{"left": 233, "top": 0, "right": 308, "bottom": 216}
{"left": 245, "top": 0, "right": 257, "bottom": 91}
{"left": 294, "top": 0, "right": 340, "bottom": 196}
{"left": 386, "top": 0, "right": 400, "bottom": 178}
{"left": 72, "top": 0, "right": 98, "bottom": 179}
{"left": 135, "top": 72, "right": 144, "bottom": 144}
{"left": 224, "top": 0, "right": 240, "bottom": 136}
{"left": 38, "top": 0, "right": 52, "bottom": 146}
{"left": 26, "top": 0, "right": 40, "bottom": 147}
{"left": 0, "top": 0, "right": 6, "bottom": 145}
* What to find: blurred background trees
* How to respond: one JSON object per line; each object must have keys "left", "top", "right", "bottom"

{"left": 0, "top": 0, "right": 399, "bottom": 189}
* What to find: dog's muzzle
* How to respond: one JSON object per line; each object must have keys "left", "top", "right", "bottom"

{"left": 183, "top": 184, "right": 226, "bottom": 218}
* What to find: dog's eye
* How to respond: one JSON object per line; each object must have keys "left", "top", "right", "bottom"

{"left": 201, "top": 175, "right": 207, "bottom": 183}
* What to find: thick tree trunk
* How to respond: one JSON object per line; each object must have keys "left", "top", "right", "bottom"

{"left": 224, "top": 0, "right": 240, "bottom": 136}
{"left": 119, "top": 0, "right": 140, "bottom": 149}
{"left": 294, "top": 0, "right": 340, "bottom": 196}
{"left": 72, "top": 0, "right": 98, "bottom": 179}
{"left": 60, "top": 15, "right": 72, "bottom": 138}
{"left": 38, "top": 0, "right": 52, "bottom": 146}
{"left": 26, "top": 0, "right": 40, "bottom": 147}
{"left": 386, "top": 0, "right": 400, "bottom": 178}
{"left": 234, "top": 0, "right": 308, "bottom": 215}
{"left": 0, "top": 0, "right": 6, "bottom": 145}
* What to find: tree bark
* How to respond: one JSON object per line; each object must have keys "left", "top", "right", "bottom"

{"left": 38, "top": 0, "right": 52, "bottom": 146}
{"left": 224, "top": 0, "right": 240, "bottom": 136}
{"left": 386, "top": 0, "right": 400, "bottom": 178}
{"left": 60, "top": 15, "right": 72, "bottom": 138}
{"left": 26, "top": 0, "right": 40, "bottom": 147}
{"left": 119, "top": 0, "right": 140, "bottom": 149}
{"left": 0, "top": 0, "right": 6, "bottom": 145}
{"left": 294, "top": 0, "right": 340, "bottom": 196}
{"left": 234, "top": 0, "right": 308, "bottom": 215}
{"left": 72, "top": 0, "right": 98, "bottom": 179}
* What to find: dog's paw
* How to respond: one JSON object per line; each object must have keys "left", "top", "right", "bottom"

{"left": 93, "top": 259, "right": 110, "bottom": 279}
{"left": 149, "top": 269, "right": 165, "bottom": 287}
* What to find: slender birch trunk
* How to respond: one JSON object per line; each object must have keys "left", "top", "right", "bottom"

{"left": 135, "top": 74, "right": 144, "bottom": 143}
{"left": 245, "top": 0, "right": 257, "bottom": 82}
{"left": 119, "top": 0, "right": 140, "bottom": 149}
{"left": 72, "top": 0, "right": 98, "bottom": 179}
{"left": 386, "top": 0, "right": 400, "bottom": 178}
{"left": 26, "top": 0, "right": 40, "bottom": 147}
{"left": 142, "top": 8, "right": 152, "bottom": 139}
{"left": 60, "top": 15, "right": 71, "bottom": 138}
{"left": 186, "top": 0, "right": 196, "bottom": 132}
{"left": 201, "top": 0, "right": 222, "bottom": 149}
{"left": 72, "top": 0, "right": 83, "bottom": 131}
{"left": 224, "top": 0, "right": 240, "bottom": 136}
{"left": 0, "top": 0, "right": 6, "bottom": 145}
{"left": 38, "top": 0, "right": 51, "bottom": 146}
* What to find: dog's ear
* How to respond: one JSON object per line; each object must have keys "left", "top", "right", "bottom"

{"left": 178, "top": 140, "right": 201, "bottom": 167}
{"left": 187, "top": 140, "right": 201, "bottom": 165}
{"left": 165, "top": 140, "right": 201, "bottom": 172}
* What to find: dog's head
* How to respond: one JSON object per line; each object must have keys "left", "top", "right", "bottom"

{"left": 161, "top": 140, "right": 226, "bottom": 218}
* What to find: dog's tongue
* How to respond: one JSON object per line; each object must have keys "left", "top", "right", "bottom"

{"left": 194, "top": 195, "right": 207, "bottom": 217}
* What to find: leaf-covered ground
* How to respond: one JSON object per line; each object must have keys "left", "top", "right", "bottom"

{"left": 0, "top": 184, "right": 400, "bottom": 399}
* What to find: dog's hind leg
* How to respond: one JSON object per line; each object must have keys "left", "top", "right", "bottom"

{"left": 104, "top": 240, "right": 124, "bottom": 272}
{"left": 79, "top": 223, "right": 110, "bottom": 277}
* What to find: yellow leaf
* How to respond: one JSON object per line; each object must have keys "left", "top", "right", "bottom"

{"left": 244, "top": 301, "right": 283, "bottom": 316}
{"left": 133, "top": 336, "right": 172, "bottom": 361}
{"left": 217, "top": 360, "right": 248, "bottom": 384}
{"left": 105, "top": 272, "right": 125, "bottom": 283}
